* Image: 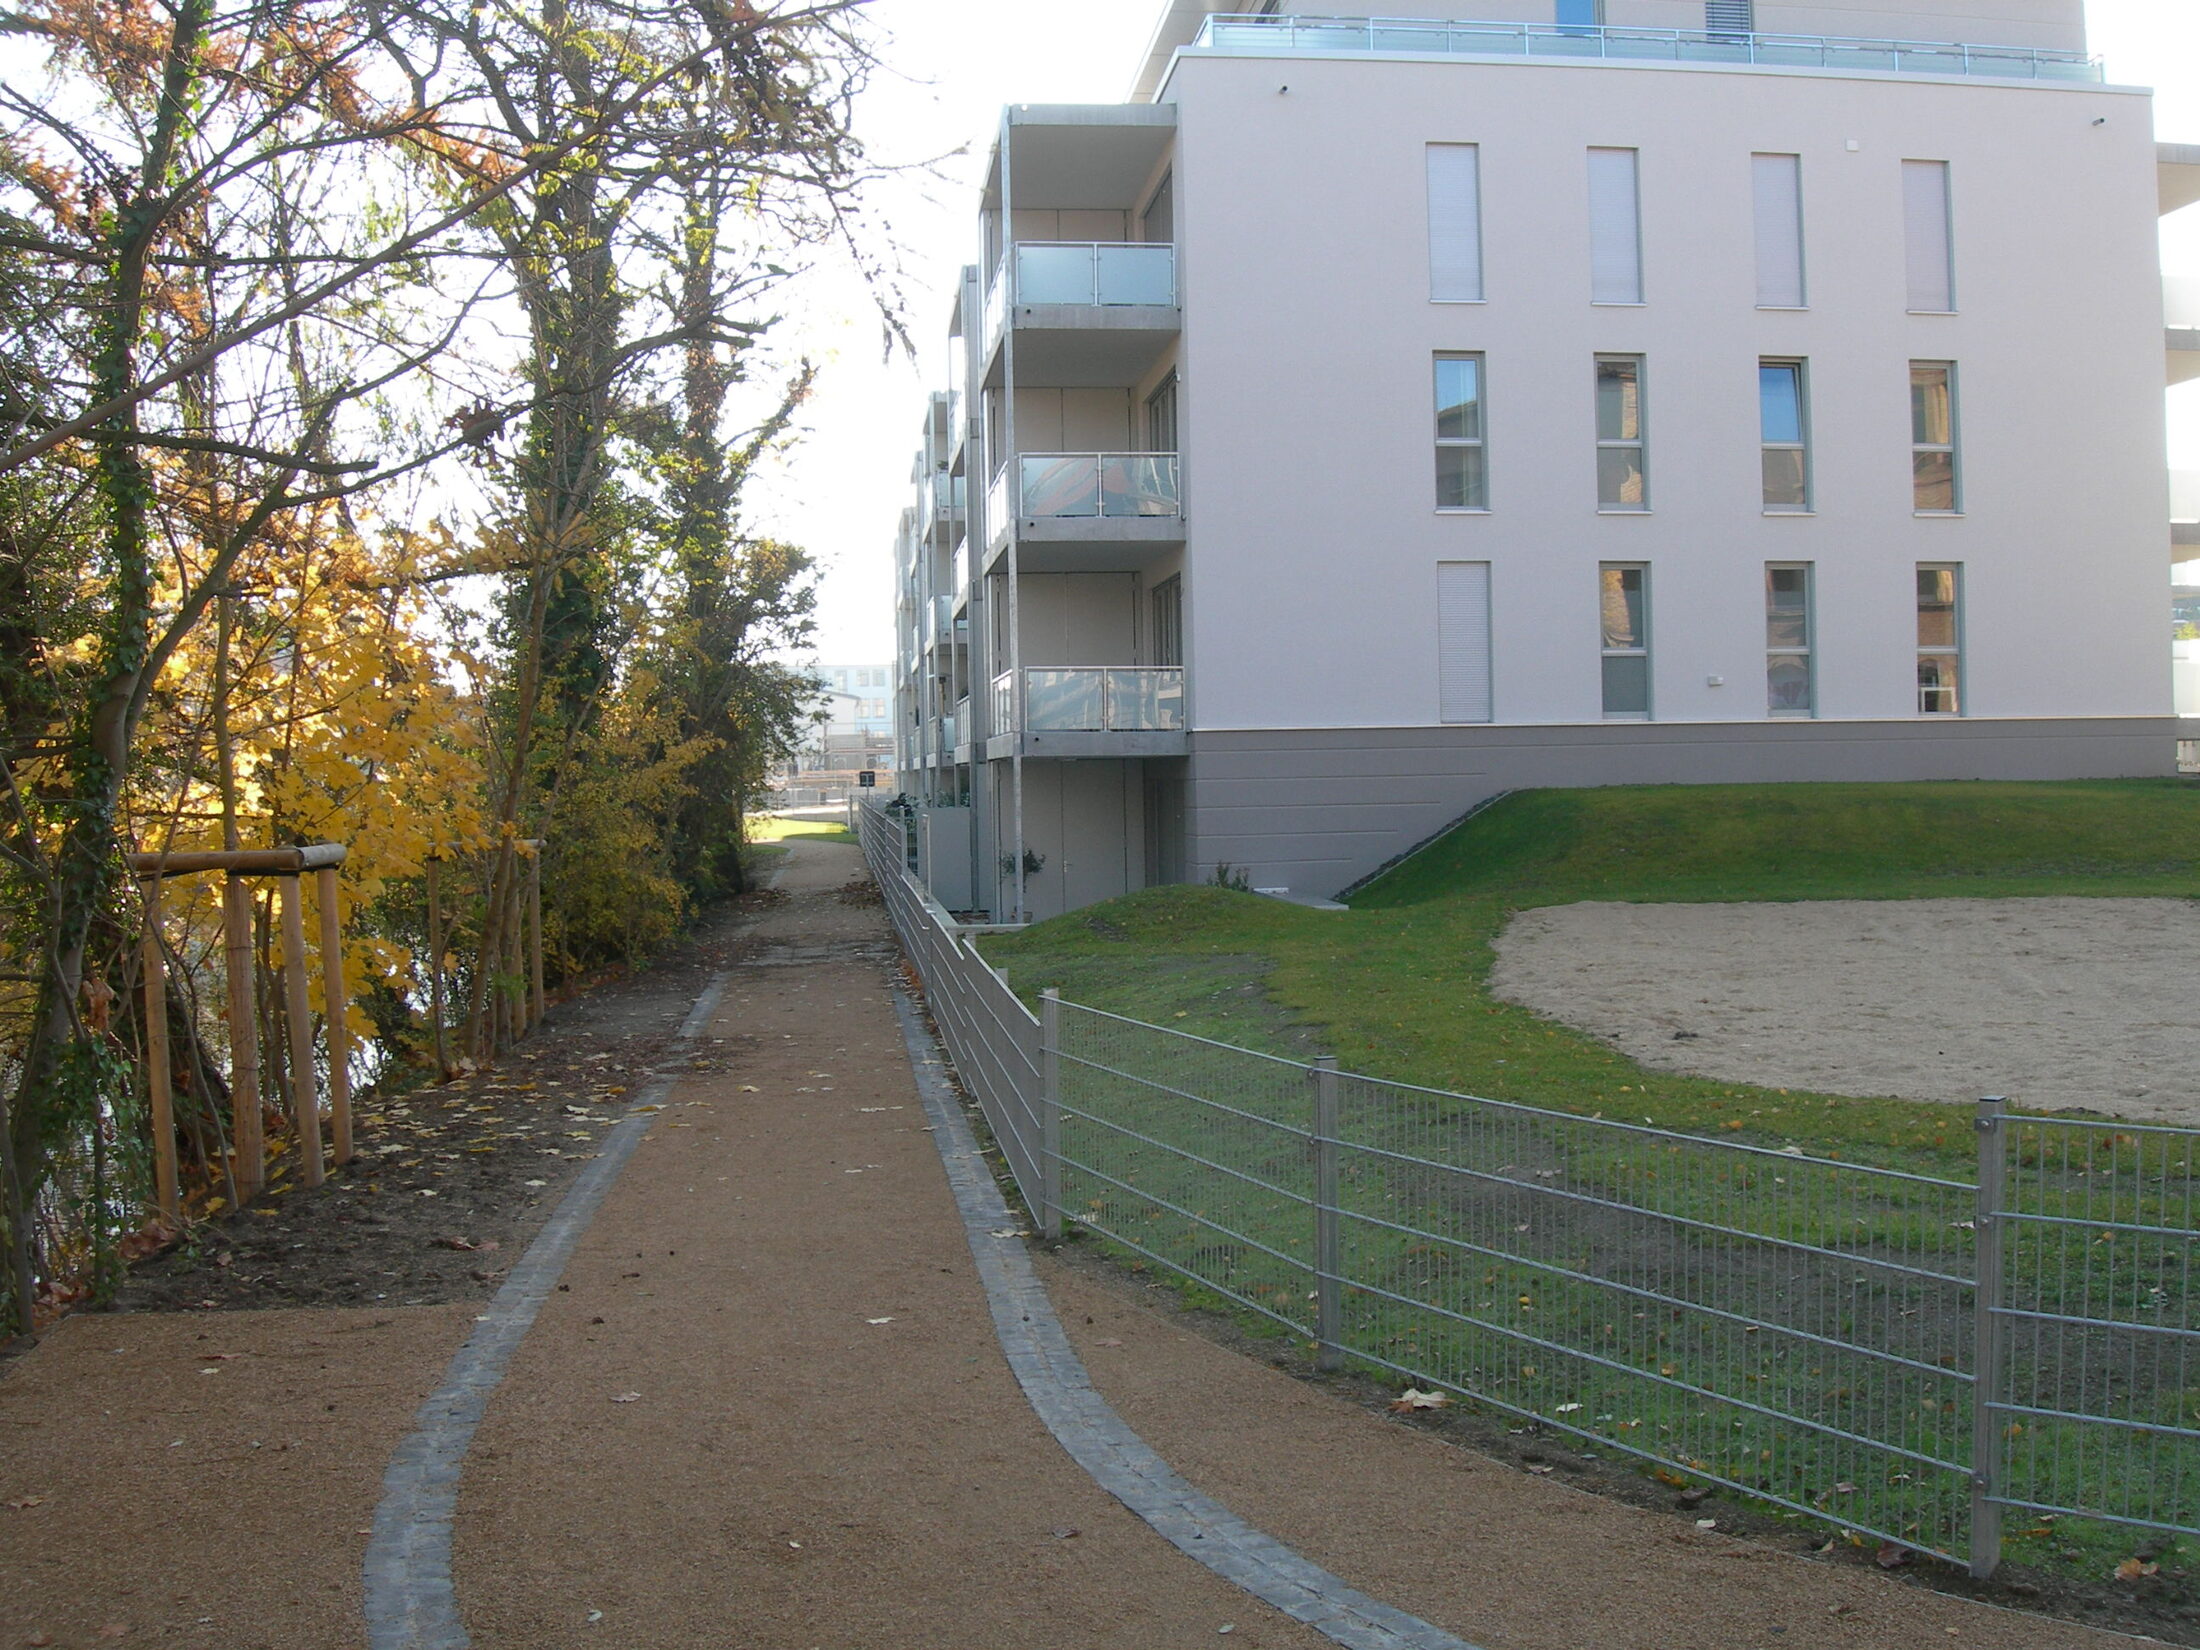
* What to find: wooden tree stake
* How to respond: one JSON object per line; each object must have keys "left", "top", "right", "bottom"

{"left": 316, "top": 865, "right": 352, "bottom": 1165}
{"left": 222, "top": 874, "right": 264, "bottom": 1200}
{"left": 527, "top": 849, "right": 545, "bottom": 1028}
{"left": 140, "top": 878, "right": 178, "bottom": 1225}
{"left": 278, "top": 874, "right": 323, "bottom": 1188}
{"left": 425, "top": 856, "right": 449, "bottom": 1079}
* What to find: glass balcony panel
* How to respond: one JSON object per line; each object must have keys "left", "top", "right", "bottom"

{"left": 1015, "top": 244, "right": 1096, "bottom": 305}
{"left": 1024, "top": 669, "right": 1107, "bottom": 731}
{"left": 1373, "top": 24, "right": 1447, "bottom": 52}
{"left": 1020, "top": 454, "right": 1102, "bottom": 517}
{"left": 992, "top": 672, "right": 1015, "bottom": 733}
{"left": 1106, "top": 668, "right": 1184, "bottom": 731}
{"left": 1093, "top": 243, "right": 1176, "bottom": 306}
{"left": 1099, "top": 453, "right": 1181, "bottom": 517}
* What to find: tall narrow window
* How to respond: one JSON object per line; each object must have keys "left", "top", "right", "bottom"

{"left": 1910, "top": 362, "right": 1958, "bottom": 512}
{"left": 1140, "top": 170, "right": 1174, "bottom": 243}
{"left": 1557, "top": 0, "right": 1602, "bottom": 25}
{"left": 1151, "top": 576, "right": 1182, "bottom": 667}
{"left": 1766, "top": 564, "right": 1813, "bottom": 716}
{"left": 1903, "top": 160, "right": 1954, "bottom": 313}
{"left": 1435, "top": 353, "right": 1487, "bottom": 509}
{"left": 1427, "top": 144, "right": 1484, "bottom": 302}
{"left": 1146, "top": 372, "right": 1178, "bottom": 454}
{"left": 1600, "top": 563, "right": 1649, "bottom": 718}
{"left": 1587, "top": 148, "right": 1643, "bottom": 305}
{"left": 1437, "top": 562, "right": 1493, "bottom": 723}
{"left": 1917, "top": 566, "right": 1961, "bottom": 714}
{"left": 1759, "top": 360, "right": 1808, "bottom": 512}
{"left": 1752, "top": 153, "right": 1804, "bottom": 308}
{"left": 1596, "top": 356, "right": 1647, "bottom": 509}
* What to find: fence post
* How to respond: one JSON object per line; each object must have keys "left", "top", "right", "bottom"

{"left": 1969, "top": 1095, "right": 2009, "bottom": 1580}
{"left": 139, "top": 876, "right": 178, "bottom": 1225}
{"left": 1040, "top": 988, "right": 1063, "bottom": 1240}
{"left": 1313, "top": 1054, "right": 1343, "bottom": 1372}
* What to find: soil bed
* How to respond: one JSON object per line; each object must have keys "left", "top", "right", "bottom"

{"left": 104, "top": 886, "right": 784, "bottom": 1317}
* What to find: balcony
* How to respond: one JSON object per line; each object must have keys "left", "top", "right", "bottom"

{"left": 988, "top": 242, "right": 1179, "bottom": 386}
{"left": 989, "top": 452, "right": 1185, "bottom": 571}
{"left": 1193, "top": 14, "right": 2100, "bottom": 82}
{"left": 987, "top": 666, "right": 1187, "bottom": 760}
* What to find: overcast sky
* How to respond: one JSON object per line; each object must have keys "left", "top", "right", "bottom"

{"left": 750, "top": 0, "right": 2200, "bottom": 667}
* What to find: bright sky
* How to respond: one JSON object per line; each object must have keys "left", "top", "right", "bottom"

{"left": 754, "top": 0, "right": 2200, "bottom": 667}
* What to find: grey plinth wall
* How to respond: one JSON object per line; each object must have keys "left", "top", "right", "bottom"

{"left": 1184, "top": 717, "right": 2191, "bottom": 901}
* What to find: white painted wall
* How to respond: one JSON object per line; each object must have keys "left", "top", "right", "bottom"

{"left": 1166, "top": 51, "right": 2166, "bottom": 731}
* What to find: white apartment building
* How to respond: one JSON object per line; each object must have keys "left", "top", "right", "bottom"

{"left": 892, "top": 1, "right": 2191, "bottom": 923}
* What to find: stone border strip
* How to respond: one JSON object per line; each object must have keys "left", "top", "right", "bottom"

{"left": 890, "top": 985, "right": 1483, "bottom": 1650}
{"left": 363, "top": 972, "right": 730, "bottom": 1650}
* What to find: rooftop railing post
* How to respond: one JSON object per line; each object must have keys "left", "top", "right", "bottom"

{"left": 1313, "top": 1054, "right": 1344, "bottom": 1371}
{"left": 1969, "top": 1095, "right": 2010, "bottom": 1580}
{"left": 1040, "top": 988, "right": 1063, "bottom": 1240}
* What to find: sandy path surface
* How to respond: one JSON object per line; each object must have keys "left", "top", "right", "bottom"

{"left": 450, "top": 841, "right": 1334, "bottom": 1649}
{"left": 1489, "top": 897, "right": 2200, "bottom": 1124}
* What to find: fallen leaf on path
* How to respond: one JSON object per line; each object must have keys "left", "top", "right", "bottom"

{"left": 97, "top": 1625, "right": 129, "bottom": 1638}
{"left": 1526, "top": 1464, "right": 1555, "bottom": 1475}
{"left": 6, "top": 1494, "right": 48, "bottom": 1510}
{"left": 1875, "top": 1542, "right": 1911, "bottom": 1570}
{"left": 989, "top": 1228, "right": 1029, "bottom": 1239}
{"left": 610, "top": 1392, "right": 641, "bottom": 1404}
{"left": 1388, "top": 1388, "right": 1450, "bottom": 1413}
{"left": 1695, "top": 1518, "right": 1718, "bottom": 1530}
{"left": 866, "top": 1317, "right": 894, "bottom": 1325}
{"left": 1094, "top": 1338, "right": 1124, "bottom": 1347}
{"left": 2115, "top": 1557, "right": 2161, "bottom": 1582}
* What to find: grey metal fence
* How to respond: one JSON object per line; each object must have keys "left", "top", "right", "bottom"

{"left": 858, "top": 801, "right": 1046, "bottom": 1202}
{"left": 858, "top": 805, "right": 2199, "bottom": 1580}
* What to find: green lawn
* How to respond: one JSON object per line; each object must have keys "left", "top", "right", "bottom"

{"left": 747, "top": 813, "right": 856, "bottom": 845}
{"left": 982, "top": 780, "right": 2200, "bottom": 1174}
{"left": 979, "top": 780, "right": 2200, "bottom": 1577}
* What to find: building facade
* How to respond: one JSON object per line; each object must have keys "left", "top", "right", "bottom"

{"left": 893, "top": 1, "right": 2188, "bottom": 923}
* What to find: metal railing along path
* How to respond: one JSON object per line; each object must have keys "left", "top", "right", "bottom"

{"left": 858, "top": 799, "right": 2198, "bottom": 1581}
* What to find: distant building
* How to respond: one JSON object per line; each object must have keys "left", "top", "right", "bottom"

{"left": 773, "top": 665, "right": 896, "bottom": 802}
{"left": 894, "top": 1, "right": 2189, "bottom": 922}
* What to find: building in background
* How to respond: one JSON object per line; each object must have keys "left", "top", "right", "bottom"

{"left": 892, "top": 1, "right": 2190, "bottom": 923}
{"left": 771, "top": 664, "right": 896, "bottom": 805}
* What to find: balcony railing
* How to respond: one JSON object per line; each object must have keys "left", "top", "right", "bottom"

{"left": 1013, "top": 241, "right": 1177, "bottom": 307}
{"left": 1017, "top": 452, "right": 1181, "bottom": 520}
{"left": 1194, "top": 13, "right": 2101, "bottom": 82}
{"left": 955, "top": 695, "right": 971, "bottom": 747}
{"left": 2169, "top": 276, "right": 2200, "bottom": 333}
{"left": 992, "top": 667, "right": 1185, "bottom": 735}
{"left": 938, "top": 710, "right": 958, "bottom": 752}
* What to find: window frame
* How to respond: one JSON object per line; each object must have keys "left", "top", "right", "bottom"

{"left": 1910, "top": 361, "right": 1960, "bottom": 515}
{"left": 1599, "top": 562, "right": 1650, "bottom": 720}
{"left": 1759, "top": 358, "right": 1811, "bottom": 514}
{"left": 1765, "top": 562, "right": 1813, "bottom": 718}
{"left": 1595, "top": 354, "right": 1648, "bottom": 512}
{"left": 1916, "top": 564, "right": 1963, "bottom": 715}
{"left": 1434, "top": 351, "right": 1489, "bottom": 512}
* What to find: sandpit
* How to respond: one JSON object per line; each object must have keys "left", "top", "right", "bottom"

{"left": 1487, "top": 896, "right": 2200, "bottom": 1126}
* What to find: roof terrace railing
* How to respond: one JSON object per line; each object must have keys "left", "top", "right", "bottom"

{"left": 1193, "top": 14, "right": 2101, "bottom": 82}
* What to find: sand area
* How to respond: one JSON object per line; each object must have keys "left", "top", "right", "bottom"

{"left": 1488, "top": 896, "right": 2200, "bottom": 1125}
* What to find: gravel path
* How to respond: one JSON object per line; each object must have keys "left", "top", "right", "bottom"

{"left": 1490, "top": 897, "right": 2200, "bottom": 1124}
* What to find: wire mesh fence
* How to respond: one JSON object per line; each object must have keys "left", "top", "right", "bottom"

{"left": 858, "top": 804, "right": 2199, "bottom": 1578}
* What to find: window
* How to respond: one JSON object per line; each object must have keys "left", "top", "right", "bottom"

{"left": 1587, "top": 148, "right": 1642, "bottom": 305}
{"left": 1766, "top": 565, "right": 1812, "bottom": 716}
{"left": 1752, "top": 153, "right": 1804, "bottom": 308}
{"left": 1151, "top": 576, "right": 1182, "bottom": 667}
{"left": 1903, "top": 160, "right": 1954, "bottom": 313}
{"left": 1435, "top": 354, "right": 1487, "bottom": 509}
{"left": 1911, "top": 362, "right": 1958, "bottom": 512}
{"left": 1596, "top": 356, "right": 1647, "bottom": 509}
{"left": 1600, "top": 563, "right": 1649, "bottom": 717}
{"left": 1146, "top": 372, "right": 1178, "bottom": 453}
{"left": 1140, "top": 170, "right": 1174, "bottom": 243}
{"left": 1916, "top": 566, "right": 1961, "bottom": 714}
{"left": 1759, "top": 360, "right": 1808, "bottom": 512}
{"left": 1437, "top": 562, "right": 1493, "bottom": 722}
{"left": 1556, "top": 0, "right": 1603, "bottom": 25}
{"left": 1426, "top": 144, "right": 1484, "bottom": 303}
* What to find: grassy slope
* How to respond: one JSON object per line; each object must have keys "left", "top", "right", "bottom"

{"left": 981, "top": 780, "right": 2200, "bottom": 1174}
{"left": 747, "top": 814, "right": 856, "bottom": 845}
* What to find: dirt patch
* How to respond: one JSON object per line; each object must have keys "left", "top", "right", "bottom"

{"left": 101, "top": 885, "right": 784, "bottom": 1318}
{"left": 1489, "top": 897, "right": 2200, "bottom": 1124}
